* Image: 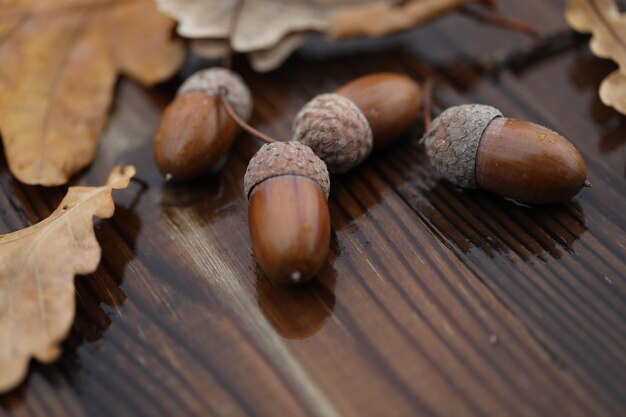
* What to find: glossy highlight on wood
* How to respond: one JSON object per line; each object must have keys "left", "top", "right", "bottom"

{"left": 336, "top": 72, "right": 421, "bottom": 148}
{"left": 248, "top": 175, "right": 331, "bottom": 285}
{"left": 153, "top": 91, "right": 237, "bottom": 181}
{"left": 476, "top": 117, "right": 587, "bottom": 204}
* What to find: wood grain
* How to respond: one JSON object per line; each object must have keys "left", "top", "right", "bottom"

{"left": 0, "top": 0, "right": 624, "bottom": 416}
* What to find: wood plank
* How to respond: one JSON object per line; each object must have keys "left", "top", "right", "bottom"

{"left": 0, "top": 0, "right": 624, "bottom": 415}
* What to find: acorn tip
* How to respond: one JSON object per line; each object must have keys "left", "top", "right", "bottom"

{"left": 290, "top": 271, "right": 302, "bottom": 283}
{"left": 584, "top": 180, "right": 592, "bottom": 188}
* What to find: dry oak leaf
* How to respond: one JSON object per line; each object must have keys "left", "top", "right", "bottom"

{"left": 566, "top": 0, "right": 626, "bottom": 114}
{"left": 328, "top": 0, "right": 495, "bottom": 38}
{"left": 0, "top": 0, "right": 183, "bottom": 186}
{"left": 0, "top": 165, "right": 135, "bottom": 393}
{"left": 158, "top": 0, "right": 491, "bottom": 71}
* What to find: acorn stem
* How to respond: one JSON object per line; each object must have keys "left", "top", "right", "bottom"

{"left": 219, "top": 88, "right": 278, "bottom": 144}
{"left": 418, "top": 78, "right": 434, "bottom": 146}
{"left": 422, "top": 78, "right": 434, "bottom": 134}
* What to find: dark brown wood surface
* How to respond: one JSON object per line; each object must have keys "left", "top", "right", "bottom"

{"left": 1, "top": 0, "right": 625, "bottom": 416}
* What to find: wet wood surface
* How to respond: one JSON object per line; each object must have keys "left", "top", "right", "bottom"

{"left": 0, "top": 0, "right": 625, "bottom": 416}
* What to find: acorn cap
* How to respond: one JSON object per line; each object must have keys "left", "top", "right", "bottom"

{"left": 293, "top": 93, "right": 373, "bottom": 174}
{"left": 178, "top": 67, "right": 253, "bottom": 122}
{"left": 244, "top": 141, "right": 331, "bottom": 199}
{"left": 423, "top": 104, "right": 502, "bottom": 188}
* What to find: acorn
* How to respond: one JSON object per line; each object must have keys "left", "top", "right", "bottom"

{"left": 423, "top": 104, "right": 589, "bottom": 204}
{"left": 293, "top": 73, "right": 421, "bottom": 174}
{"left": 153, "top": 67, "right": 252, "bottom": 181}
{"left": 244, "top": 141, "right": 331, "bottom": 285}
{"left": 336, "top": 72, "right": 422, "bottom": 149}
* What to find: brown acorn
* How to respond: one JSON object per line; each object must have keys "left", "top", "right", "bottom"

{"left": 293, "top": 73, "right": 421, "bottom": 174}
{"left": 244, "top": 141, "right": 331, "bottom": 285}
{"left": 423, "top": 104, "right": 589, "bottom": 204}
{"left": 153, "top": 68, "right": 252, "bottom": 181}
{"left": 336, "top": 72, "right": 422, "bottom": 148}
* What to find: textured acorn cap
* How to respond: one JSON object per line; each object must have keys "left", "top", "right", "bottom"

{"left": 293, "top": 93, "right": 373, "bottom": 174}
{"left": 244, "top": 141, "right": 330, "bottom": 199}
{"left": 423, "top": 104, "right": 502, "bottom": 188}
{"left": 178, "top": 67, "right": 253, "bottom": 122}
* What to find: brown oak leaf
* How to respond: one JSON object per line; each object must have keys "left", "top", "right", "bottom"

{"left": 158, "top": 0, "right": 492, "bottom": 71}
{"left": 328, "top": 0, "right": 494, "bottom": 38}
{"left": 0, "top": 165, "right": 135, "bottom": 392}
{"left": 0, "top": 1, "right": 184, "bottom": 186}
{"left": 566, "top": 0, "right": 626, "bottom": 114}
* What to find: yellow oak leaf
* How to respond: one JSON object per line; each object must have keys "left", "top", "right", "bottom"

{"left": 599, "top": 69, "right": 626, "bottom": 113}
{"left": 0, "top": 1, "right": 184, "bottom": 186}
{"left": 566, "top": 0, "right": 626, "bottom": 114}
{"left": 0, "top": 165, "right": 135, "bottom": 392}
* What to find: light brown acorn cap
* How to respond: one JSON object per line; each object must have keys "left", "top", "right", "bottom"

{"left": 244, "top": 141, "right": 331, "bottom": 199}
{"left": 293, "top": 93, "right": 373, "bottom": 174}
{"left": 423, "top": 104, "right": 502, "bottom": 188}
{"left": 178, "top": 67, "right": 253, "bottom": 122}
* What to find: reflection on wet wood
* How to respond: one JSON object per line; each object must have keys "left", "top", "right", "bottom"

{"left": 0, "top": 0, "right": 624, "bottom": 416}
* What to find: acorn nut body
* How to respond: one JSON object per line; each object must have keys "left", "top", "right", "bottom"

{"left": 293, "top": 73, "right": 421, "bottom": 174}
{"left": 336, "top": 72, "right": 421, "bottom": 148}
{"left": 245, "top": 142, "right": 331, "bottom": 285}
{"left": 153, "top": 67, "right": 252, "bottom": 181}
{"left": 423, "top": 104, "right": 588, "bottom": 204}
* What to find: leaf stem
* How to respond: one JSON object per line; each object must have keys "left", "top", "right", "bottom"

{"left": 488, "top": 29, "right": 587, "bottom": 73}
{"left": 460, "top": 5, "right": 539, "bottom": 37}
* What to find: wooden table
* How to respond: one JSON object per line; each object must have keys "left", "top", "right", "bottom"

{"left": 1, "top": 0, "right": 624, "bottom": 416}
